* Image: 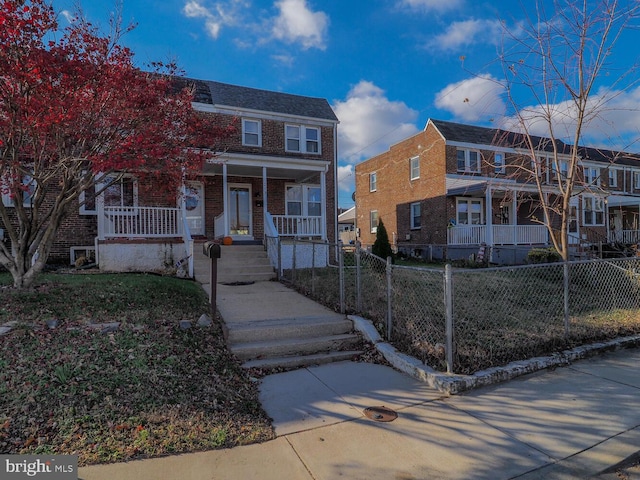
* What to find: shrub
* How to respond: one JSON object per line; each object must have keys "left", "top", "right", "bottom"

{"left": 372, "top": 219, "right": 393, "bottom": 260}
{"left": 527, "top": 247, "right": 562, "bottom": 264}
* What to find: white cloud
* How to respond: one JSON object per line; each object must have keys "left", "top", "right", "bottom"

{"left": 337, "top": 164, "right": 354, "bottom": 193}
{"left": 333, "top": 81, "right": 419, "bottom": 163}
{"left": 181, "top": 0, "right": 245, "bottom": 39}
{"left": 399, "top": 0, "right": 464, "bottom": 12}
{"left": 500, "top": 86, "right": 640, "bottom": 150}
{"left": 272, "top": 0, "right": 328, "bottom": 50}
{"left": 60, "top": 10, "right": 75, "bottom": 23}
{"left": 429, "top": 18, "right": 504, "bottom": 51}
{"left": 434, "top": 74, "right": 506, "bottom": 122}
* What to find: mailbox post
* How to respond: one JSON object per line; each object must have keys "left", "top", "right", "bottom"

{"left": 202, "top": 241, "right": 221, "bottom": 310}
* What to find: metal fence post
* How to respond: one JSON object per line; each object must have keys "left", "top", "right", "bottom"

{"left": 312, "top": 241, "right": 316, "bottom": 296}
{"left": 563, "top": 260, "right": 570, "bottom": 339}
{"left": 355, "top": 242, "right": 362, "bottom": 313}
{"left": 338, "top": 241, "right": 345, "bottom": 314}
{"left": 386, "top": 255, "right": 393, "bottom": 341}
{"left": 444, "top": 263, "right": 454, "bottom": 374}
{"left": 292, "top": 237, "right": 297, "bottom": 285}
{"left": 277, "top": 238, "right": 282, "bottom": 280}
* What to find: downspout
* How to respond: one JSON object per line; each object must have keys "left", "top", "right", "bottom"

{"left": 263, "top": 166, "right": 268, "bottom": 242}
{"left": 222, "top": 163, "right": 229, "bottom": 237}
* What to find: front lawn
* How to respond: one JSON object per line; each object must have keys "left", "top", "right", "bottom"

{"left": 0, "top": 272, "right": 274, "bottom": 465}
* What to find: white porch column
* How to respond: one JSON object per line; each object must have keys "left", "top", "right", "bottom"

{"left": 321, "top": 170, "right": 327, "bottom": 240}
{"left": 222, "top": 163, "right": 229, "bottom": 237}
{"left": 262, "top": 167, "right": 268, "bottom": 239}
{"left": 512, "top": 192, "right": 518, "bottom": 245}
{"left": 485, "top": 185, "right": 493, "bottom": 248}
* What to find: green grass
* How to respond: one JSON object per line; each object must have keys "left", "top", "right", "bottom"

{"left": 287, "top": 259, "right": 640, "bottom": 375}
{"left": 0, "top": 272, "right": 274, "bottom": 465}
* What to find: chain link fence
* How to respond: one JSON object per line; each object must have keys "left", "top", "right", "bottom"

{"left": 271, "top": 239, "right": 640, "bottom": 375}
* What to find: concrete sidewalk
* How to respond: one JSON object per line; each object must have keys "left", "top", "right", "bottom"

{"left": 80, "top": 347, "right": 640, "bottom": 480}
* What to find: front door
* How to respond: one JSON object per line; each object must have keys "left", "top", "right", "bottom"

{"left": 184, "top": 182, "right": 205, "bottom": 236}
{"left": 228, "top": 184, "right": 252, "bottom": 237}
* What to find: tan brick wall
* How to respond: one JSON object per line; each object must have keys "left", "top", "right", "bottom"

{"left": 355, "top": 125, "right": 448, "bottom": 247}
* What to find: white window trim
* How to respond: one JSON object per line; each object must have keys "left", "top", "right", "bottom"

{"left": 96, "top": 174, "right": 139, "bottom": 214}
{"left": 494, "top": 153, "right": 505, "bottom": 174}
{"left": 410, "top": 202, "right": 421, "bottom": 229}
{"left": 582, "top": 195, "right": 604, "bottom": 226}
{"left": 285, "top": 183, "right": 322, "bottom": 217}
{"left": 369, "top": 172, "right": 377, "bottom": 192}
{"left": 608, "top": 168, "right": 618, "bottom": 188}
{"left": 2, "top": 174, "right": 36, "bottom": 208}
{"left": 584, "top": 166, "right": 600, "bottom": 187}
{"left": 455, "top": 197, "right": 484, "bottom": 225}
{"left": 242, "top": 118, "right": 262, "bottom": 147}
{"left": 457, "top": 149, "right": 481, "bottom": 173}
{"left": 410, "top": 156, "right": 420, "bottom": 180}
{"left": 370, "top": 210, "right": 378, "bottom": 234}
{"left": 633, "top": 171, "right": 640, "bottom": 191}
{"left": 285, "top": 124, "right": 321, "bottom": 154}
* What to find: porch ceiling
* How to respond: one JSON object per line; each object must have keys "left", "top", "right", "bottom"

{"left": 203, "top": 162, "right": 320, "bottom": 182}
{"left": 608, "top": 195, "right": 640, "bottom": 207}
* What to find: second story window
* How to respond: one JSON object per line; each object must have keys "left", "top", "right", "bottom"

{"left": 410, "top": 156, "right": 420, "bottom": 180}
{"left": 608, "top": 168, "right": 618, "bottom": 188}
{"left": 286, "top": 125, "right": 321, "bottom": 154}
{"left": 494, "top": 153, "right": 505, "bottom": 174}
{"left": 370, "top": 172, "right": 377, "bottom": 192}
{"left": 242, "top": 119, "right": 261, "bottom": 147}
{"left": 584, "top": 167, "right": 600, "bottom": 186}
{"left": 457, "top": 149, "right": 480, "bottom": 173}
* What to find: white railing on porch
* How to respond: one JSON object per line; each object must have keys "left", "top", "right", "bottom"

{"left": 271, "top": 215, "right": 323, "bottom": 237}
{"left": 448, "top": 225, "right": 549, "bottom": 245}
{"left": 99, "top": 206, "right": 182, "bottom": 239}
{"left": 609, "top": 230, "right": 640, "bottom": 244}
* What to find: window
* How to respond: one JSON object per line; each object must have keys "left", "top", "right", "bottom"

{"left": 634, "top": 171, "right": 640, "bottom": 190}
{"left": 79, "top": 185, "right": 97, "bottom": 214}
{"left": 242, "top": 119, "right": 261, "bottom": 146}
{"left": 410, "top": 202, "right": 421, "bottom": 229}
{"left": 285, "top": 185, "right": 302, "bottom": 215}
{"left": 456, "top": 198, "right": 483, "bottom": 225}
{"left": 104, "top": 176, "right": 136, "bottom": 208}
{"left": 410, "top": 156, "right": 420, "bottom": 180}
{"left": 370, "top": 210, "right": 379, "bottom": 233}
{"left": 285, "top": 125, "right": 321, "bottom": 154}
{"left": 370, "top": 172, "right": 377, "bottom": 192}
{"left": 494, "top": 153, "right": 505, "bottom": 174}
{"left": 584, "top": 167, "right": 600, "bottom": 186}
{"left": 457, "top": 149, "right": 480, "bottom": 173}
{"left": 1, "top": 174, "right": 36, "bottom": 207}
{"left": 285, "top": 184, "right": 321, "bottom": 216}
{"left": 551, "top": 159, "right": 568, "bottom": 180}
{"left": 608, "top": 168, "right": 618, "bottom": 188}
{"left": 583, "top": 196, "right": 604, "bottom": 225}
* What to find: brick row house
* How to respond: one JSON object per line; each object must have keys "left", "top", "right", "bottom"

{"left": 355, "top": 119, "right": 640, "bottom": 264}
{"left": 5, "top": 78, "right": 339, "bottom": 274}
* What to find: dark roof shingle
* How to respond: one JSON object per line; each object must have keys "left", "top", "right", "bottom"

{"left": 173, "top": 77, "right": 338, "bottom": 122}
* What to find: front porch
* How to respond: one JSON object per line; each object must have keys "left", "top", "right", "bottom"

{"left": 447, "top": 224, "right": 549, "bottom": 245}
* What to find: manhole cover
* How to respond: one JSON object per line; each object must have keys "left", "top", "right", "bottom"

{"left": 363, "top": 406, "right": 398, "bottom": 422}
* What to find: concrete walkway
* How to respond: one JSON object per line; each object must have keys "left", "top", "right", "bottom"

{"left": 79, "top": 280, "right": 640, "bottom": 480}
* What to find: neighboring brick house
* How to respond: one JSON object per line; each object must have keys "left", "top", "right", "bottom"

{"left": 355, "top": 118, "right": 640, "bottom": 263}
{"left": 33, "top": 78, "right": 339, "bottom": 272}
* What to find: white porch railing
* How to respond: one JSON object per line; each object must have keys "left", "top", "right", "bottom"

{"left": 99, "top": 206, "right": 182, "bottom": 239}
{"left": 448, "top": 225, "right": 549, "bottom": 245}
{"left": 271, "top": 215, "right": 323, "bottom": 237}
{"left": 609, "top": 230, "right": 640, "bottom": 244}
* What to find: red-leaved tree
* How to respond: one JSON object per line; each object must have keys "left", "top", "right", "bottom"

{"left": 0, "top": 0, "right": 231, "bottom": 288}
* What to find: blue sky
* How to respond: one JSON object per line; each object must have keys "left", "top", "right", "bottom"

{"left": 50, "top": 0, "right": 640, "bottom": 208}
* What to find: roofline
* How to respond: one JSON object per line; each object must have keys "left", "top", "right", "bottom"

{"left": 192, "top": 101, "right": 339, "bottom": 126}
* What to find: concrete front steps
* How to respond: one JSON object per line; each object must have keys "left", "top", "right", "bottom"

{"left": 225, "top": 315, "right": 364, "bottom": 370}
{"left": 194, "top": 243, "right": 276, "bottom": 284}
